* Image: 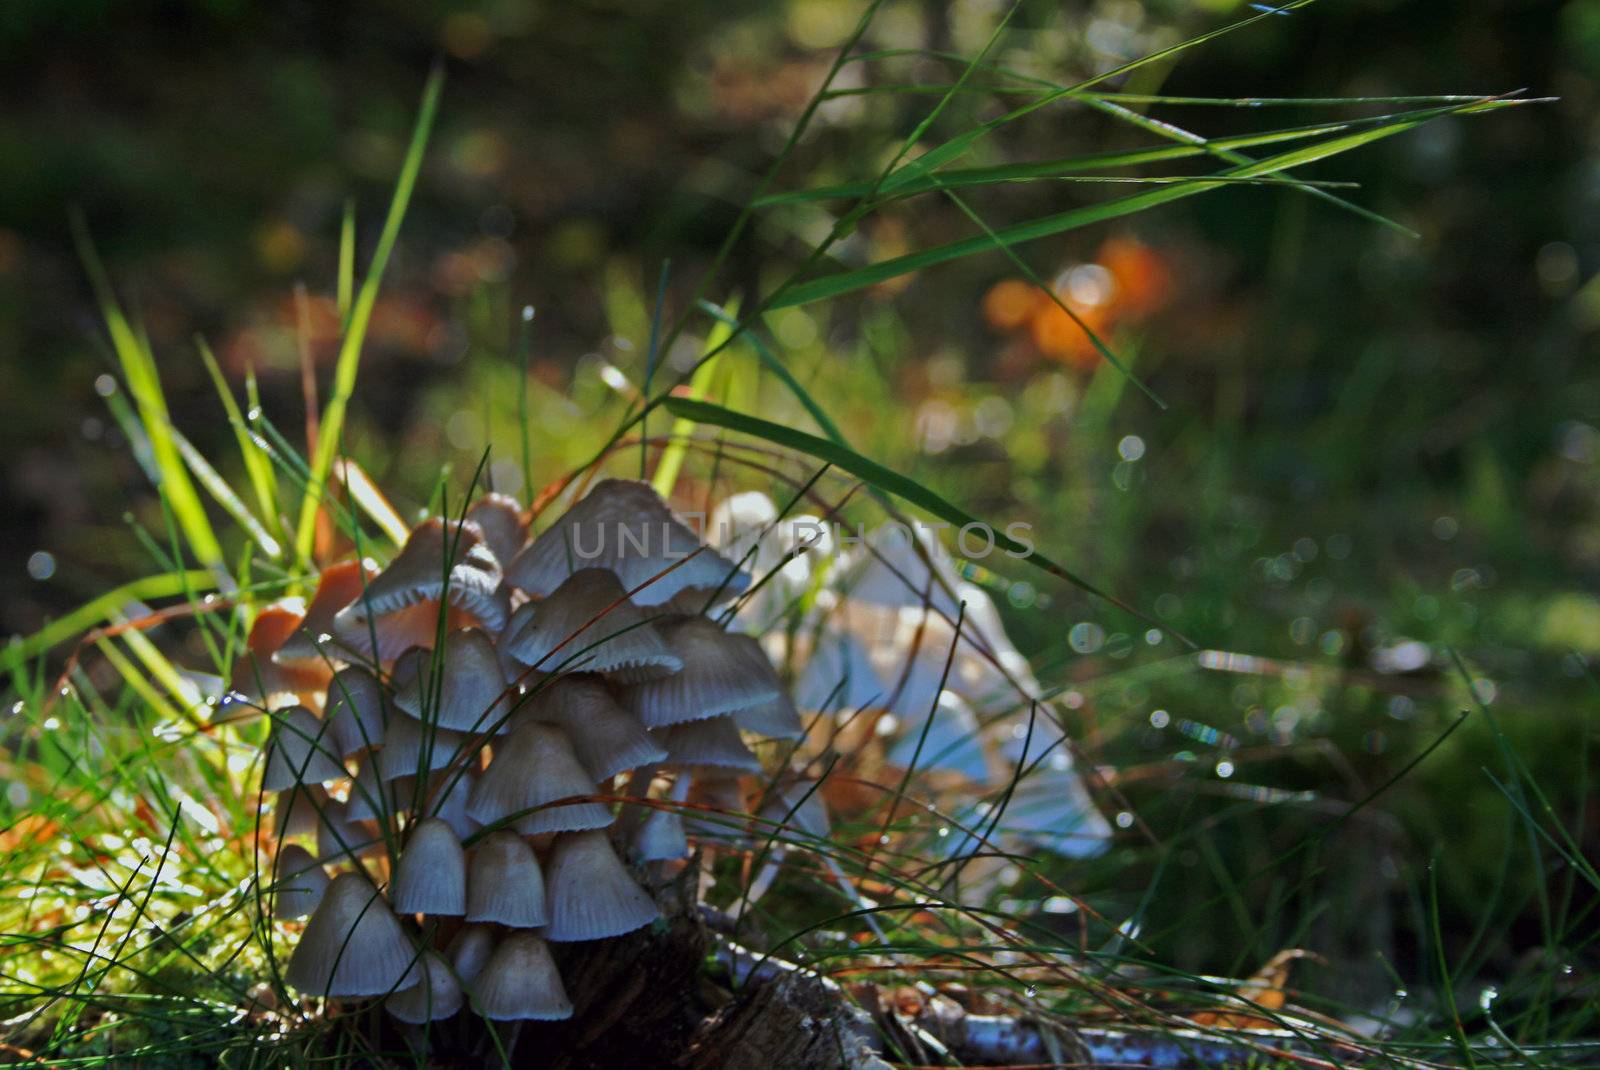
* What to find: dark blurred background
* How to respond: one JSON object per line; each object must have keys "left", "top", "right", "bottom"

{"left": 2, "top": 0, "right": 1596, "bottom": 1007}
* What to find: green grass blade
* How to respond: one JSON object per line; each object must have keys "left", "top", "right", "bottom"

{"left": 651, "top": 298, "right": 742, "bottom": 498}
{"left": 1, "top": 571, "right": 216, "bottom": 674}
{"left": 195, "top": 338, "right": 280, "bottom": 540}
{"left": 294, "top": 65, "right": 444, "bottom": 565}
{"left": 167, "top": 425, "right": 283, "bottom": 560}
{"left": 659, "top": 397, "right": 1162, "bottom": 630}
{"left": 770, "top": 99, "right": 1510, "bottom": 310}
{"left": 71, "top": 218, "right": 225, "bottom": 569}
{"left": 337, "top": 197, "right": 356, "bottom": 324}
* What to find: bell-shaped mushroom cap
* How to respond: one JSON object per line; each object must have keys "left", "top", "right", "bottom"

{"left": 385, "top": 950, "right": 463, "bottom": 1023}
{"left": 345, "top": 758, "right": 400, "bottom": 822}
{"left": 794, "top": 632, "right": 887, "bottom": 714}
{"left": 731, "top": 693, "right": 805, "bottom": 739}
{"left": 471, "top": 932, "right": 573, "bottom": 1020}
{"left": 229, "top": 599, "right": 330, "bottom": 708}
{"left": 391, "top": 818, "right": 467, "bottom": 915}
{"left": 285, "top": 872, "right": 420, "bottom": 998}
{"left": 499, "top": 569, "right": 682, "bottom": 681}
{"left": 505, "top": 478, "right": 748, "bottom": 607}
{"left": 464, "top": 829, "right": 547, "bottom": 927}
{"left": 262, "top": 706, "right": 346, "bottom": 791}
{"left": 632, "top": 777, "right": 690, "bottom": 862}
{"left": 542, "top": 829, "right": 659, "bottom": 941}
{"left": 274, "top": 560, "right": 376, "bottom": 665}
{"left": 465, "top": 493, "right": 528, "bottom": 572}
{"left": 273, "top": 843, "right": 330, "bottom": 919}
{"left": 392, "top": 629, "right": 511, "bottom": 734}
{"left": 685, "top": 773, "right": 749, "bottom": 841}
{"left": 273, "top": 784, "right": 331, "bottom": 841}
{"left": 446, "top": 924, "right": 496, "bottom": 984}
{"left": 332, "top": 518, "right": 509, "bottom": 654}
{"left": 315, "top": 799, "right": 384, "bottom": 864}
{"left": 989, "top": 724, "right": 1112, "bottom": 858}
{"left": 621, "top": 618, "right": 780, "bottom": 729}
{"left": 761, "top": 780, "right": 838, "bottom": 838}
{"left": 758, "top": 778, "right": 831, "bottom": 839}
{"left": 530, "top": 676, "right": 665, "bottom": 782}
{"left": 420, "top": 770, "right": 481, "bottom": 840}
{"left": 654, "top": 716, "right": 760, "bottom": 773}
{"left": 323, "top": 666, "right": 387, "bottom": 757}
{"left": 845, "top": 522, "right": 965, "bottom": 619}
{"left": 467, "top": 721, "right": 612, "bottom": 835}
{"left": 377, "top": 715, "right": 471, "bottom": 782}
{"left": 885, "top": 690, "right": 989, "bottom": 782}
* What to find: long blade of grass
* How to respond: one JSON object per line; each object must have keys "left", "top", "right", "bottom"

{"left": 659, "top": 397, "right": 1161, "bottom": 630}
{"left": 769, "top": 99, "right": 1515, "bottom": 309}
{"left": 70, "top": 218, "right": 225, "bottom": 569}
{"left": 1, "top": 571, "right": 217, "bottom": 674}
{"left": 195, "top": 339, "right": 280, "bottom": 541}
{"left": 293, "top": 65, "right": 444, "bottom": 565}
{"left": 167, "top": 425, "right": 283, "bottom": 560}
{"left": 651, "top": 298, "right": 742, "bottom": 498}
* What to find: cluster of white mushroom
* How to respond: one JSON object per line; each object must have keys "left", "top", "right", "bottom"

{"left": 241, "top": 479, "right": 812, "bottom": 1022}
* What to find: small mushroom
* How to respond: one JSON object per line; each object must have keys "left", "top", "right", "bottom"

{"left": 529, "top": 676, "right": 666, "bottom": 782}
{"left": 504, "top": 479, "right": 747, "bottom": 606}
{"left": 470, "top": 932, "right": 573, "bottom": 1020}
{"left": 323, "top": 666, "right": 387, "bottom": 757}
{"left": 385, "top": 949, "right": 464, "bottom": 1023}
{"left": 390, "top": 818, "right": 466, "bottom": 916}
{"left": 464, "top": 830, "right": 547, "bottom": 927}
{"left": 542, "top": 829, "right": 659, "bottom": 942}
{"left": 285, "top": 873, "right": 420, "bottom": 998}
{"left": 466, "top": 721, "right": 611, "bottom": 835}
{"left": 498, "top": 568, "right": 682, "bottom": 681}
{"left": 392, "top": 629, "right": 511, "bottom": 734}
{"left": 653, "top": 716, "right": 761, "bottom": 774}
{"left": 272, "top": 843, "right": 330, "bottom": 919}
{"left": 621, "top": 618, "right": 780, "bottom": 729}
{"left": 262, "top": 706, "right": 346, "bottom": 791}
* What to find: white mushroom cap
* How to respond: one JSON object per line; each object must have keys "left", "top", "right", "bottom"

{"left": 621, "top": 618, "right": 780, "bottom": 729}
{"left": 272, "top": 843, "right": 330, "bottom": 919}
{"left": 471, "top": 932, "right": 573, "bottom": 1020}
{"left": 323, "top": 666, "right": 387, "bottom": 757}
{"left": 377, "top": 716, "right": 472, "bottom": 782}
{"left": 794, "top": 632, "right": 887, "bottom": 713}
{"left": 632, "top": 776, "right": 690, "bottom": 862}
{"left": 844, "top": 521, "right": 965, "bottom": 619}
{"left": 445, "top": 924, "right": 496, "bottom": 984}
{"left": 285, "top": 872, "right": 420, "bottom": 998}
{"left": 542, "top": 829, "right": 659, "bottom": 942}
{"left": 465, "top": 493, "right": 527, "bottom": 572}
{"left": 314, "top": 798, "right": 385, "bottom": 864}
{"left": 418, "top": 770, "right": 481, "bottom": 840}
{"left": 466, "top": 721, "right": 612, "bottom": 835}
{"left": 653, "top": 716, "right": 761, "bottom": 773}
{"left": 758, "top": 778, "right": 831, "bottom": 840}
{"left": 392, "top": 629, "right": 512, "bottom": 734}
{"left": 385, "top": 949, "right": 464, "bottom": 1023}
{"left": 262, "top": 706, "right": 346, "bottom": 791}
{"left": 529, "top": 676, "right": 666, "bottom": 782}
{"left": 332, "top": 518, "right": 509, "bottom": 655}
{"left": 390, "top": 818, "right": 467, "bottom": 916}
{"left": 345, "top": 758, "right": 401, "bottom": 822}
{"left": 989, "top": 725, "right": 1112, "bottom": 858}
{"left": 272, "top": 784, "right": 330, "bottom": 841}
{"left": 885, "top": 690, "right": 989, "bottom": 782}
{"left": 464, "top": 829, "right": 548, "bottom": 927}
{"left": 498, "top": 568, "right": 682, "bottom": 681}
{"left": 505, "top": 478, "right": 748, "bottom": 607}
